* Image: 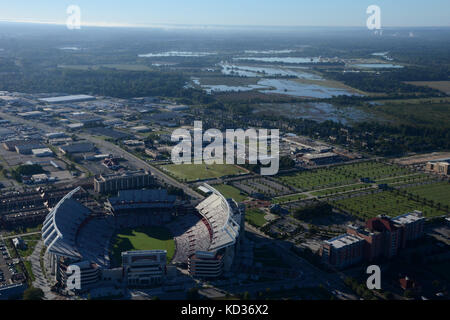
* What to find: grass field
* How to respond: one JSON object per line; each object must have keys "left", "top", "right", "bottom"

{"left": 332, "top": 190, "right": 447, "bottom": 219}
{"left": 375, "top": 173, "right": 431, "bottom": 185}
{"left": 405, "top": 81, "right": 450, "bottom": 95}
{"left": 272, "top": 193, "right": 308, "bottom": 204}
{"left": 245, "top": 209, "right": 268, "bottom": 227}
{"left": 213, "top": 184, "right": 248, "bottom": 202}
{"left": 404, "top": 182, "right": 450, "bottom": 208}
{"left": 161, "top": 163, "right": 247, "bottom": 182}
{"left": 110, "top": 226, "right": 175, "bottom": 267}
{"left": 311, "top": 183, "right": 373, "bottom": 197}
{"left": 277, "top": 161, "right": 411, "bottom": 192}
{"left": 362, "top": 99, "right": 450, "bottom": 128}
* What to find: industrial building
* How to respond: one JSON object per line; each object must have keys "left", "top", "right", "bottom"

{"left": 39, "top": 95, "right": 96, "bottom": 104}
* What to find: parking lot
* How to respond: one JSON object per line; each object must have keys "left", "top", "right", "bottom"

{"left": 0, "top": 240, "right": 13, "bottom": 286}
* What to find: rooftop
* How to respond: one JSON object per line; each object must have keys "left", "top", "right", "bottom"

{"left": 39, "top": 95, "right": 95, "bottom": 104}
{"left": 325, "top": 234, "right": 364, "bottom": 249}
{"left": 392, "top": 211, "right": 424, "bottom": 225}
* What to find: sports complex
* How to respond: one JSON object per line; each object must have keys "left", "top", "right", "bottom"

{"left": 41, "top": 184, "right": 244, "bottom": 290}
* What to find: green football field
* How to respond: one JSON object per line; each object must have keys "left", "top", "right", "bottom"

{"left": 110, "top": 226, "right": 175, "bottom": 267}
{"left": 161, "top": 163, "right": 247, "bottom": 182}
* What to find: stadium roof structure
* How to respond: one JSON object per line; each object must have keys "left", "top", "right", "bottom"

{"left": 107, "top": 189, "right": 176, "bottom": 211}
{"left": 196, "top": 184, "right": 241, "bottom": 252}
{"left": 42, "top": 187, "right": 91, "bottom": 260}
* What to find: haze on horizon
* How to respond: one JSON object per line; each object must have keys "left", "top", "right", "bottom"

{"left": 0, "top": 0, "right": 449, "bottom": 28}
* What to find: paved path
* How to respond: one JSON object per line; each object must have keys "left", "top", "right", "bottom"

{"left": 27, "top": 240, "right": 56, "bottom": 300}
{"left": 2, "top": 231, "right": 41, "bottom": 240}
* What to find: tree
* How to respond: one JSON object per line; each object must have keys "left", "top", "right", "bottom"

{"left": 186, "top": 287, "right": 200, "bottom": 300}
{"left": 23, "top": 287, "right": 45, "bottom": 300}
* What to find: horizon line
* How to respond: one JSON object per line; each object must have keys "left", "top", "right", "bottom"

{"left": 1, "top": 19, "right": 449, "bottom": 30}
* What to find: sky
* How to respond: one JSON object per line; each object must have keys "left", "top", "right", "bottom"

{"left": 0, "top": 0, "right": 449, "bottom": 28}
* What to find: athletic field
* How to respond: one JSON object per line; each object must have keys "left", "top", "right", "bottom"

{"left": 110, "top": 226, "right": 175, "bottom": 266}
{"left": 161, "top": 163, "right": 247, "bottom": 182}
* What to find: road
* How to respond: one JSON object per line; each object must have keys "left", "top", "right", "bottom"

{"left": 79, "top": 134, "right": 203, "bottom": 200}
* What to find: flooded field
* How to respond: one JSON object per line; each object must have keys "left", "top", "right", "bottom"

{"left": 352, "top": 63, "right": 403, "bottom": 69}
{"left": 234, "top": 56, "right": 324, "bottom": 64}
{"left": 138, "top": 51, "right": 216, "bottom": 57}
{"left": 220, "top": 63, "right": 322, "bottom": 80}
{"left": 258, "top": 79, "right": 360, "bottom": 98}
{"left": 254, "top": 102, "right": 375, "bottom": 125}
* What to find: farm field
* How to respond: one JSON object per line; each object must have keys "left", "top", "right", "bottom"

{"left": 404, "top": 182, "right": 450, "bottom": 208}
{"left": 213, "top": 184, "right": 248, "bottom": 202}
{"left": 405, "top": 81, "right": 450, "bottom": 95}
{"left": 110, "top": 226, "right": 175, "bottom": 266}
{"left": 332, "top": 190, "right": 447, "bottom": 220}
{"left": 161, "top": 163, "right": 247, "bottom": 182}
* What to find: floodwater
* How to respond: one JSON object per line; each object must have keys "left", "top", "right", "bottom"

{"left": 202, "top": 84, "right": 268, "bottom": 94}
{"left": 138, "top": 51, "right": 216, "bottom": 57}
{"left": 352, "top": 63, "right": 403, "bottom": 69}
{"left": 197, "top": 77, "right": 360, "bottom": 98}
{"left": 258, "top": 79, "right": 360, "bottom": 98}
{"left": 244, "top": 50, "right": 295, "bottom": 54}
{"left": 234, "top": 57, "right": 323, "bottom": 64}
{"left": 220, "top": 63, "right": 322, "bottom": 80}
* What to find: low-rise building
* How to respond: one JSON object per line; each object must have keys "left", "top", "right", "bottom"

{"left": 426, "top": 161, "right": 450, "bottom": 176}
{"left": 94, "top": 170, "right": 154, "bottom": 194}
{"left": 32, "top": 148, "right": 54, "bottom": 157}
{"left": 59, "top": 142, "right": 95, "bottom": 154}
{"left": 320, "top": 234, "right": 365, "bottom": 269}
{"left": 122, "top": 250, "right": 167, "bottom": 287}
{"left": 302, "top": 152, "right": 341, "bottom": 165}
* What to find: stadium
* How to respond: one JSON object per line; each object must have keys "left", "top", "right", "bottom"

{"left": 41, "top": 184, "right": 244, "bottom": 290}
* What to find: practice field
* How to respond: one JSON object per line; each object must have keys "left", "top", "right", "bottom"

{"left": 110, "top": 226, "right": 175, "bottom": 267}
{"left": 213, "top": 184, "right": 248, "bottom": 202}
{"left": 245, "top": 208, "right": 268, "bottom": 228}
{"left": 332, "top": 190, "right": 447, "bottom": 220}
{"left": 161, "top": 163, "right": 247, "bottom": 182}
